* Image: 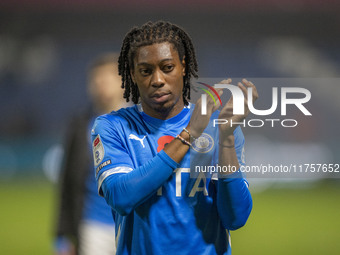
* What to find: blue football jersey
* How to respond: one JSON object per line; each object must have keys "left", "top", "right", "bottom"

{"left": 82, "top": 116, "right": 116, "bottom": 225}
{"left": 91, "top": 104, "right": 249, "bottom": 255}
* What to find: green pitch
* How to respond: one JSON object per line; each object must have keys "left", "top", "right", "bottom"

{"left": 0, "top": 180, "right": 54, "bottom": 254}
{"left": 0, "top": 180, "right": 339, "bottom": 255}
{"left": 232, "top": 181, "right": 340, "bottom": 255}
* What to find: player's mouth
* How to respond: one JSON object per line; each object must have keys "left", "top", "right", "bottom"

{"left": 151, "top": 91, "right": 171, "bottom": 104}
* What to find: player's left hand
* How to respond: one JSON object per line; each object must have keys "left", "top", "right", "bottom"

{"left": 218, "top": 79, "right": 258, "bottom": 139}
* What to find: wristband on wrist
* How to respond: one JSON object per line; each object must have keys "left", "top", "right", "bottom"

{"left": 218, "top": 142, "right": 235, "bottom": 148}
{"left": 176, "top": 134, "right": 192, "bottom": 147}
{"left": 182, "top": 127, "right": 197, "bottom": 141}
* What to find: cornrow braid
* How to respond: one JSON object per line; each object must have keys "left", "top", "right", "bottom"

{"left": 118, "top": 21, "right": 198, "bottom": 105}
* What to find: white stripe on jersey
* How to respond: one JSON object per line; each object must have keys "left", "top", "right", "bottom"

{"left": 98, "top": 166, "right": 133, "bottom": 193}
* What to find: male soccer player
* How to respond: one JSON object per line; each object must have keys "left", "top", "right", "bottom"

{"left": 92, "top": 21, "right": 257, "bottom": 255}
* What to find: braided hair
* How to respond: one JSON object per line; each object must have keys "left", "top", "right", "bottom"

{"left": 118, "top": 21, "right": 198, "bottom": 105}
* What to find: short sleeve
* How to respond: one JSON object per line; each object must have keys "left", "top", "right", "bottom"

{"left": 91, "top": 115, "right": 134, "bottom": 191}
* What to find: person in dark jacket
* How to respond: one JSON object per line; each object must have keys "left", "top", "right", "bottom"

{"left": 55, "top": 53, "right": 129, "bottom": 255}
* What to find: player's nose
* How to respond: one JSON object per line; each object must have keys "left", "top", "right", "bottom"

{"left": 151, "top": 69, "right": 165, "bottom": 88}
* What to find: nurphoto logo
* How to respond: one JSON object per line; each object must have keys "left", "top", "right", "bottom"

{"left": 198, "top": 82, "right": 312, "bottom": 128}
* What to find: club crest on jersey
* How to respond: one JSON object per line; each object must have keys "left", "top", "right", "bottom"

{"left": 192, "top": 133, "right": 214, "bottom": 153}
{"left": 93, "top": 134, "right": 105, "bottom": 166}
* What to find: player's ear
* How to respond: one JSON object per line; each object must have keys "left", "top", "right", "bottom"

{"left": 181, "top": 56, "right": 186, "bottom": 76}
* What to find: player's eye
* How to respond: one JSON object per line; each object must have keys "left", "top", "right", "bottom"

{"left": 139, "top": 69, "right": 151, "bottom": 76}
{"left": 163, "top": 65, "right": 174, "bottom": 73}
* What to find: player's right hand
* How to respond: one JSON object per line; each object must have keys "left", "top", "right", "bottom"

{"left": 188, "top": 79, "right": 231, "bottom": 138}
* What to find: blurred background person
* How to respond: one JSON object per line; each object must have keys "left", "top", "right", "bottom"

{"left": 54, "top": 53, "right": 128, "bottom": 255}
